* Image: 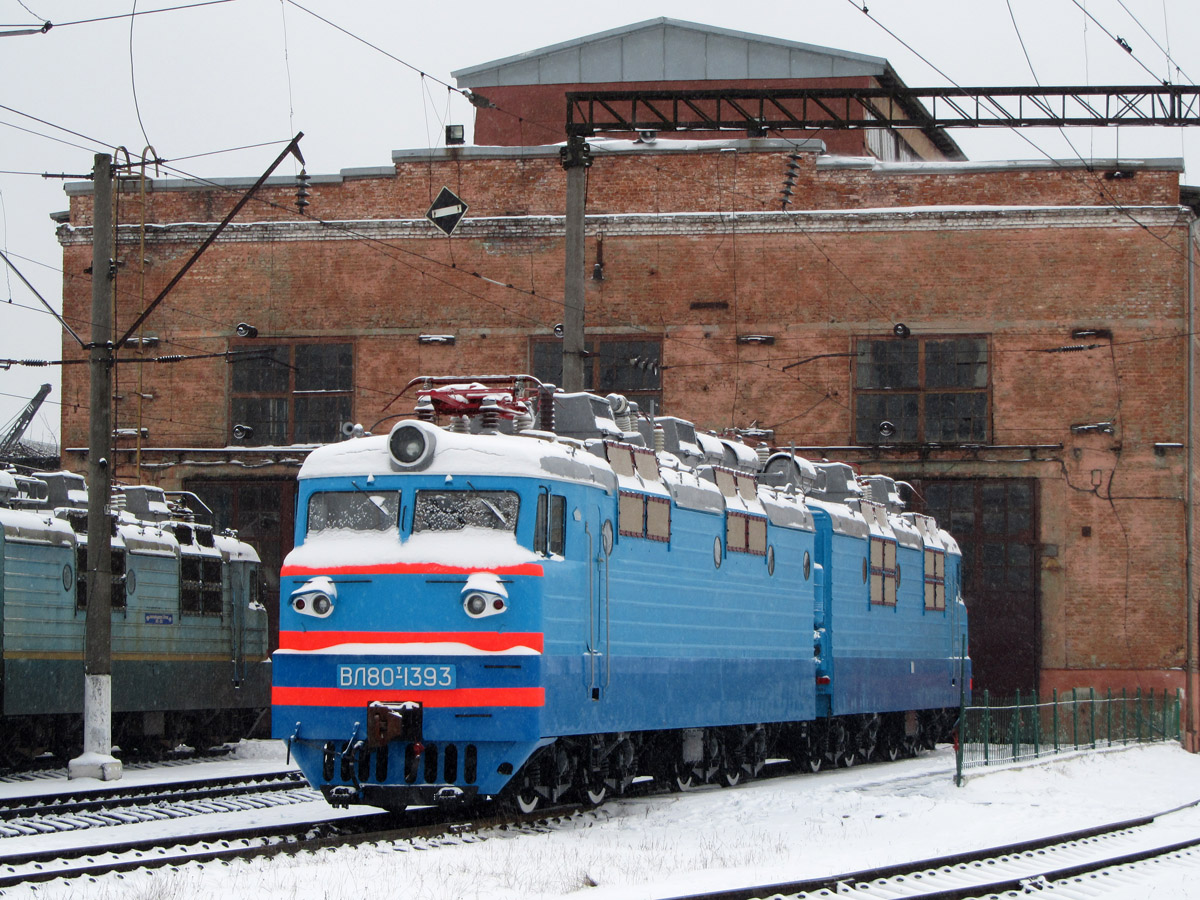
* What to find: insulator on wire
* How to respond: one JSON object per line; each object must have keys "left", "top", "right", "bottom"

{"left": 296, "top": 168, "right": 311, "bottom": 213}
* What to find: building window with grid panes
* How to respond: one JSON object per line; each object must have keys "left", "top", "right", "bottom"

{"left": 531, "top": 336, "right": 662, "bottom": 413}
{"left": 230, "top": 343, "right": 353, "bottom": 445}
{"left": 854, "top": 336, "right": 989, "bottom": 444}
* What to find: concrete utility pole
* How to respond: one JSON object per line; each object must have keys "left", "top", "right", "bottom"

{"left": 70, "top": 152, "right": 122, "bottom": 781}
{"left": 559, "top": 135, "right": 591, "bottom": 393}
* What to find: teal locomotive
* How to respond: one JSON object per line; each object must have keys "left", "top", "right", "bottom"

{"left": 0, "top": 469, "right": 270, "bottom": 761}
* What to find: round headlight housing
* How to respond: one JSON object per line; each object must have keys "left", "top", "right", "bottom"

{"left": 388, "top": 422, "right": 434, "bottom": 469}
{"left": 464, "top": 592, "right": 488, "bottom": 617}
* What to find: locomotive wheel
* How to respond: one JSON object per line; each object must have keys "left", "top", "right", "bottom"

{"left": 503, "top": 763, "right": 545, "bottom": 815}
{"left": 884, "top": 733, "right": 902, "bottom": 762}
{"left": 582, "top": 780, "right": 608, "bottom": 806}
{"left": 834, "top": 730, "right": 858, "bottom": 768}
{"left": 720, "top": 765, "right": 742, "bottom": 787}
{"left": 804, "top": 753, "right": 823, "bottom": 773}
{"left": 671, "top": 763, "right": 700, "bottom": 791}
{"left": 860, "top": 716, "right": 880, "bottom": 762}
{"left": 513, "top": 787, "right": 542, "bottom": 814}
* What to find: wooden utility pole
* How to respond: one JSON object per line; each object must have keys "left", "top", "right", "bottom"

{"left": 70, "top": 152, "right": 122, "bottom": 781}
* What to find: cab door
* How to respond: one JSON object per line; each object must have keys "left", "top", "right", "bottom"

{"left": 585, "top": 509, "right": 612, "bottom": 701}
{"left": 230, "top": 563, "right": 246, "bottom": 686}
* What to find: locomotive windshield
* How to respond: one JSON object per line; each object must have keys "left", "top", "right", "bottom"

{"left": 413, "top": 490, "right": 519, "bottom": 533}
{"left": 307, "top": 489, "right": 400, "bottom": 536}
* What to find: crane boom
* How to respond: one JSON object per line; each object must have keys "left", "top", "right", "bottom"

{"left": 0, "top": 383, "right": 51, "bottom": 458}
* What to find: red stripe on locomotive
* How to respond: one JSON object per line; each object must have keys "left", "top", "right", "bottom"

{"left": 281, "top": 562, "right": 544, "bottom": 577}
{"left": 272, "top": 685, "right": 545, "bottom": 708}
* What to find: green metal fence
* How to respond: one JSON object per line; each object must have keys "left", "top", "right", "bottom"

{"left": 954, "top": 687, "right": 1182, "bottom": 785}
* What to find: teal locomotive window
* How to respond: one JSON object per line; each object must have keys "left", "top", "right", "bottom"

{"left": 74, "top": 546, "right": 126, "bottom": 611}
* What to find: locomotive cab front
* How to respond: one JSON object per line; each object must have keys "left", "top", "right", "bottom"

{"left": 272, "top": 419, "right": 564, "bottom": 811}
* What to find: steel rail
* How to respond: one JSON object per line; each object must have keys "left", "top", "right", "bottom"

{"left": 0, "top": 802, "right": 573, "bottom": 889}
{"left": 0, "top": 771, "right": 306, "bottom": 822}
{"left": 661, "top": 800, "right": 1200, "bottom": 900}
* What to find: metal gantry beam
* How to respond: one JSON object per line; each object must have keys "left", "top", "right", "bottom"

{"left": 566, "top": 85, "right": 1200, "bottom": 136}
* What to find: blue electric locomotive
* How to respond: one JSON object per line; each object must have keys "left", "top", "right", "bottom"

{"left": 0, "top": 469, "right": 271, "bottom": 760}
{"left": 273, "top": 376, "right": 969, "bottom": 812}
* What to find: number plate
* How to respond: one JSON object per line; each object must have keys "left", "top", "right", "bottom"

{"left": 337, "top": 664, "right": 456, "bottom": 690}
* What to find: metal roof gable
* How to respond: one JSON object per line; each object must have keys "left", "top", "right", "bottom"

{"left": 452, "top": 17, "right": 890, "bottom": 87}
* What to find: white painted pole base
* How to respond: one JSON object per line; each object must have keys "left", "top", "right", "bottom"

{"left": 68, "top": 673, "right": 123, "bottom": 781}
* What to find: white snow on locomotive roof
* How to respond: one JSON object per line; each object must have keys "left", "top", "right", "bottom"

{"left": 117, "top": 521, "right": 179, "bottom": 557}
{"left": 939, "top": 528, "right": 962, "bottom": 556}
{"left": 286, "top": 525, "right": 540, "bottom": 569}
{"left": 805, "top": 495, "right": 869, "bottom": 539}
{"left": 214, "top": 531, "right": 261, "bottom": 564}
{"left": 299, "top": 426, "right": 617, "bottom": 490}
{"left": 0, "top": 506, "right": 76, "bottom": 545}
{"left": 758, "top": 489, "right": 816, "bottom": 531}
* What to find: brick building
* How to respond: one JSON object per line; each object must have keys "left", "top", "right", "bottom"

{"left": 56, "top": 20, "right": 1199, "bottom": 742}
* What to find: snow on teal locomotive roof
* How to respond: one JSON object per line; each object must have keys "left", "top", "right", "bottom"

{"left": 298, "top": 421, "right": 829, "bottom": 537}
{"left": 298, "top": 424, "right": 617, "bottom": 491}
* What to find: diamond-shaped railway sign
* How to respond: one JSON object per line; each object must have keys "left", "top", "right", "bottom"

{"left": 426, "top": 186, "right": 468, "bottom": 236}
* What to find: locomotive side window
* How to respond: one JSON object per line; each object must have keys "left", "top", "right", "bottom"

{"left": 747, "top": 517, "right": 767, "bottom": 554}
{"left": 413, "top": 490, "right": 519, "bottom": 533}
{"left": 869, "top": 536, "right": 898, "bottom": 606}
{"left": 618, "top": 491, "right": 671, "bottom": 542}
{"left": 646, "top": 496, "right": 670, "bottom": 542}
{"left": 726, "top": 513, "right": 747, "bottom": 552}
{"left": 307, "top": 490, "right": 400, "bottom": 536}
{"left": 535, "top": 493, "right": 566, "bottom": 556}
{"left": 74, "top": 545, "right": 127, "bottom": 611}
{"left": 111, "top": 548, "right": 127, "bottom": 611}
{"left": 924, "top": 548, "right": 946, "bottom": 610}
{"left": 619, "top": 490, "right": 645, "bottom": 538}
{"left": 181, "top": 554, "right": 202, "bottom": 614}
{"left": 201, "top": 557, "right": 223, "bottom": 615}
{"left": 727, "top": 512, "right": 767, "bottom": 556}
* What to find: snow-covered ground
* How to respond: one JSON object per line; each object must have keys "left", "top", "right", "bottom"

{"left": 3, "top": 741, "right": 1200, "bottom": 899}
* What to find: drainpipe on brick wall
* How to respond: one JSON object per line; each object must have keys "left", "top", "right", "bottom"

{"left": 1189, "top": 214, "right": 1199, "bottom": 753}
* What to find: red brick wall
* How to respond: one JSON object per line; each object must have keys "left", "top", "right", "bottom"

{"left": 469, "top": 76, "right": 889, "bottom": 155}
{"left": 57, "top": 143, "right": 1196, "bottom": 696}
{"left": 68, "top": 146, "right": 1180, "bottom": 226}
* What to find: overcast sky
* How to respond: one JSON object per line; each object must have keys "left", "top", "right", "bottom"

{"left": 1, "top": 0, "right": 1197, "bottom": 445}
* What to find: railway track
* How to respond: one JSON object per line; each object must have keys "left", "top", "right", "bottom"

{"left": 0, "top": 770, "right": 310, "bottom": 827}
{"left": 0, "top": 773, "right": 321, "bottom": 846}
{"left": 0, "top": 798, "right": 568, "bottom": 889}
{"left": 662, "top": 801, "right": 1200, "bottom": 900}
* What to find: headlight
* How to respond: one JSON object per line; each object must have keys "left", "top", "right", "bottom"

{"left": 461, "top": 572, "right": 508, "bottom": 618}
{"left": 388, "top": 422, "right": 435, "bottom": 469}
{"left": 290, "top": 575, "right": 337, "bottom": 619}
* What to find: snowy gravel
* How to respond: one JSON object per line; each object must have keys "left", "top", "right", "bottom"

{"left": 2, "top": 741, "right": 1199, "bottom": 899}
